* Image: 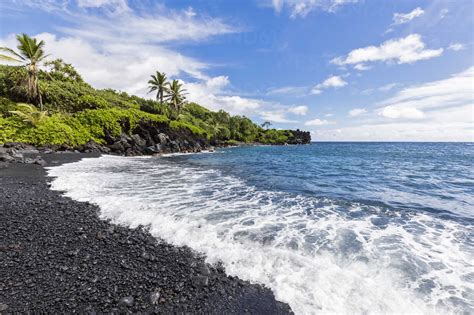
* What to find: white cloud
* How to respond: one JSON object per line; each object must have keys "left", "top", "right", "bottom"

{"left": 379, "top": 106, "right": 425, "bottom": 119}
{"left": 266, "top": 86, "right": 307, "bottom": 96}
{"left": 260, "top": 111, "right": 297, "bottom": 123}
{"left": 287, "top": 105, "right": 308, "bottom": 115}
{"left": 354, "top": 63, "right": 371, "bottom": 71}
{"left": 76, "top": 0, "right": 128, "bottom": 11}
{"left": 348, "top": 108, "right": 367, "bottom": 117}
{"left": 316, "top": 67, "right": 474, "bottom": 141}
{"left": 0, "top": 2, "right": 243, "bottom": 101}
{"left": 257, "top": 105, "right": 308, "bottom": 123}
{"left": 304, "top": 118, "right": 333, "bottom": 126}
{"left": 331, "top": 34, "right": 443, "bottom": 69}
{"left": 378, "top": 66, "right": 473, "bottom": 116}
{"left": 184, "top": 76, "right": 308, "bottom": 122}
{"left": 314, "top": 109, "right": 473, "bottom": 141}
{"left": 393, "top": 7, "right": 424, "bottom": 25}
{"left": 184, "top": 76, "right": 264, "bottom": 115}
{"left": 59, "top": 7, "right": 236, "bottom": 44}
{"left": 373, "top": 66, "right": 474, "bottom": 134}
{"left": 361, "top": 83, "right": 401, "bottom": 95}
{"left": 378, "top": 83, "right": 401, "bottom": 92}
{"left": 311, "top": 75, "right": 347, "bottom": 94}
{"left": 325, "top": 113, "right": 333, "bottom": 117}
{"left": 447, "top": 43, "right": 465, "bottom": 51}
{"left": 0, "top": 3, "right": 302, "bottom": 124}
{"left": 271, "top": 0, "right": 358, "bottom": 18}
{"left": 0, "top": 32, "right": 209, "bottom": 96}
{"left": 2, "top": 1, "right": 314, "bottom": 123}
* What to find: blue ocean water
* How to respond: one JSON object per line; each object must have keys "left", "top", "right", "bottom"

{"left": 187, "top": 142, "right": 474, "bottom": 218}
{"left": 48, "top": 143, "right": 474, "bottom": 314}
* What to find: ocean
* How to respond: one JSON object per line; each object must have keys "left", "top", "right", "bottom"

{"left": 47, "top": 142, "right": 474, "bottom": 314}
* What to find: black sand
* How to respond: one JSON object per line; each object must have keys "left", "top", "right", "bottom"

{"left": 0, "top": 153, "right": 291, "bottom": 314}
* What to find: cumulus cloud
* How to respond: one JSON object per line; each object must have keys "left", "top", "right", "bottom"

{"left": 348, "top": 108, "right": 367, "bottom": 117}
{"left": 257, "top": 105, "right": 308, "bottom": 123}
{"left": 271, "top": 0, "right": 358, "bottom": 18}
{"left": 311, "top": 75, "right": 347, "bottom": 94}
{"left": 184, "top": 76, "right": 308, "bottom": 121}
{"left": 331, "top": 34, "right": 443, "bottom": 69}
{"left": 0, "top": 0, "right": 240, "bottom": 94}
{"left": 393, "top": 7, "right": 424, "bottom": 25}
{"left": 378, "top": 66, "right": 473, "bottom": 119}
{"left": 0, "top": 32, "right": 211, "bottom": 96}
{"left": 447, "top": 43, "right": 465, "bottom": 51}
{"left": 1, "top": 1, "right": 308, "bottom": 123}
{"left": 304, "top": 118, "right": 333, "bottom": 126}
{"left": 1, "top": 1, "right": 283, "bottom": 119}
{"left": 287, "top": 105, "right": 309, "bottom": 115}
{"left": 260, "top": 111, "right": 297, "bottom": 123}
{"left": 379, "top": 106, "right": 425, "bottom": 119}
{"left": 314, "top": 110, "right": 473, "bottom": 141}
{"left": 184, "top": 76, "right": 264, "bottom": 115}
{"left": 315, "top": 67, "right": 474, "bottom": 141}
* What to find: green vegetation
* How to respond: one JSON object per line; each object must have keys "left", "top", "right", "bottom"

{"left": 0, "top": 33, "right": 49, "bottom": 109}
{"left": 0, "top": 34, "right": 298, "bottom": 147}
{"left": 147, "top": 71, "right": 168, "bottom": 103}
{"left": 9, "top": 103, "right": 48, "bottom": 126}
{"left": 166, "top": 79, "right": 187, "bottom": 116}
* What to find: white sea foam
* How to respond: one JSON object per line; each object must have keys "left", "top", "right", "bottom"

{"left": 47, "top": 155, "right": 474, "bottom": 314}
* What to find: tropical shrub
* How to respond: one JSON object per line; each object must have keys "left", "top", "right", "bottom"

{"left": 44, "top": 58, "right": 84, "bottom": 83}
{"left": 76, "top": 108, "right": 168, "bottom": 142}
{"left": 259, "top": 129, "right": 290, "bottom": 144}
{"left": 0, "top": 117, "right": 23, "bottom": 144}
{"left": 78, "top": 94, "right": 109, "bottom": 110}
{"left": 0, "top": 97, "right": 17, "bottom": 115}
{"left": 20, "top": 114, "right": 91, "bottom": 146}
{"left": 170, "top": 120, "right": 207, "bottom": 137}
{"left": 0, "top": 114, "right": 90, "bottom": 146}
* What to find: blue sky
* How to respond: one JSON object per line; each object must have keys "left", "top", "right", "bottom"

{"left": 1, "top": 0, "right": 473, "bottom": 141}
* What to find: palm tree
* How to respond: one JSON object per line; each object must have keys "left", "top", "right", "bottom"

{"left": 166, "top": 79, "right": 187, "bottom": 114}
{"left": 261, "top": 121, "right": 272, "bottom": 130}
{"left": 0, "top": 34, "right": 49, "bottom": 109}
{"left": 147, "top": 71, "right": 168, "bottom": 103}
{"left": 9, "top": 103, "right": 48, "bottom": 126}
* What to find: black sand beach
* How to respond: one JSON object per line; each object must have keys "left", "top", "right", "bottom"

{"left": 0, "top": 153, "right": 291, "bottom": 314}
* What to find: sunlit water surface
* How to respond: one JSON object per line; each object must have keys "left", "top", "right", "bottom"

{"left": 48, "top": 143, "right": 474, "bottom": 314}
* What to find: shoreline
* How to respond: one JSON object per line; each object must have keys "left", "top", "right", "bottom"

{"left": 0, "top": 153, "right": 292, "bottom": 313}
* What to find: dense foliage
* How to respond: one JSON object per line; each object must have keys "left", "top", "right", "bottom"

{"left": 0, "top": 62, "right": 297, "bottom": 147}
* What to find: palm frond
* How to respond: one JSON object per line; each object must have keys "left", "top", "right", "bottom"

{"left": 0, "top": 53, "right": 22, "bottom": 63}
{"left": 9, "top": 103, "right": 48, "bottom": 126}
{"left": 37, "top": 53, "right": 50, "bottom": 63}
{"left": 0, "top": 47, "right": 26, "bottom": 61}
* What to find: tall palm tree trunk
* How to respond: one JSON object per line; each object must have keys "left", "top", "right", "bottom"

{"left": 26, "top": 63, "right": 43, "bottom": 109}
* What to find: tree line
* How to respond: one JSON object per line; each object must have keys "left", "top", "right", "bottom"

{"left": 0, "top": 34, "right": 306, "bottom": 146}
